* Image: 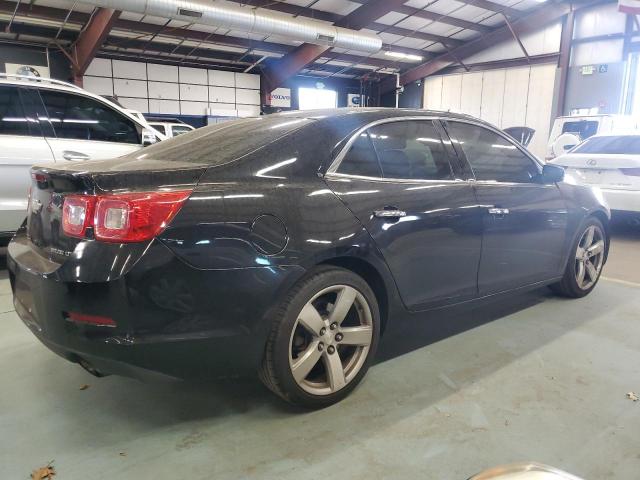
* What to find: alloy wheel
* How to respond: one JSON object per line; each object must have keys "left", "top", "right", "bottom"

{"left": 574, "top": 225, "right": 605, "bottom": 290}
{"left": 288, "top": 285, "right": 373, "bottom": 396}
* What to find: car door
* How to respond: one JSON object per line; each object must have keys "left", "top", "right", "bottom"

{"left": 0, "top": 85, "right": 55, "bottom": 234}
{"left": 443, "top": 120, "right": 568, "bottom": 295}
{"left": 325, "top": 118, "right": 482, "bottom": 310}
{"left": 37, "top": 88, "right": 143, "bottom": 163}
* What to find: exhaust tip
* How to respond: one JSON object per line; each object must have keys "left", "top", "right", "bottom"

{"left": 78, "top": 357, "right": 107, "bottom": 377}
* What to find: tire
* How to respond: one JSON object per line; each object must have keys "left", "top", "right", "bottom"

{"left": 259, "top": 266, "right": 380, "bottom": 409}
{"left": 550, "top": 216, "right": 607, "bottom": 298}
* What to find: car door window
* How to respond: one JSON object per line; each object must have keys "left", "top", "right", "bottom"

{"left": 172, "top": 125, "right": 193, "bottom": 136}
{"left": 0, "top": 85, "right": 39, "bottom": 136}
{"left": 151, "top": 124, "right": 166, "bottom": 136}
{"left": 446, "top": 121, "right": 539, "bottom": 183}
{"left": 337, "top": 131, "right": 383, "bottom": 178}
{"left": 368, "top": 121, "right": 453, "bottom": 180}
{"left": 39, "top": 89, "right": 141, "bottom": 144}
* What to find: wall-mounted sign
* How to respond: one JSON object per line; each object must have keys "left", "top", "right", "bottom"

{"left": 5, "top": 63, "right": 50, "bottom": 78}
{"left": 580, "top": 65, "right": 596, "bottom": 75}
{"left": 268, "top": 88, "right": 291, "bottom": 108}
{"left": 348, "top": 93, "right": 367, "bottom": 107}
{"left": 598, "top": 64, "right": 608, "bottom": 73}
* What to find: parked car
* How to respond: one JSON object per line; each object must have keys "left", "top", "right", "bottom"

{"left": 7, "top": 109, "right": 609, "bottom": 408}
{"left": 550, "top": 134, "right": 640, "bottom": 216}
{"left": 147, "top": 119, "right": 195, "bottom": 138}
{"left": 0, "top": 74, "right": 166, "bottom": 245}
{"left": 546, "top": 114, "right": 639, "bottom": 161}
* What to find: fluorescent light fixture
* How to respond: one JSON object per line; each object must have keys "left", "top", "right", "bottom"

{"left": 384, "top": 51, "right": 423, "bottom": 62}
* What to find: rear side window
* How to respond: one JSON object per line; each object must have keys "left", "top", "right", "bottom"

{"left": 172, "top": 125, "right": 193, "bottom": 136}
{"left": 368, "top": 120, "right": 452, "bottom": 180}
{"left": 0, "top": 85, "right": 36, "bottom": 136}
{"left": 573, "top": 135, "right": 640, "bottom": 155}
{"left": 561, "top": 120, "right": 599, "bottom": 140}
{"left": 337, "top": 132, "right": 382, "bottom": 177}
{"left": 151, "top": 124, "right": 166, "bottom": 136}
{"left": 446, "top": 121, "right": 539, "bottom": 183}
{"left": 39, "top": 90, "right": 141, "bottom": 144}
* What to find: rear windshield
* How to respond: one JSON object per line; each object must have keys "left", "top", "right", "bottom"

{"left": 139, "top": 116, "right": 313, "bottom": 164}
{"left": 561, "top": 120, "right": 599, "bottom": 140}
{"left": 573, "top": 136, "right": 640, "bottom": 155}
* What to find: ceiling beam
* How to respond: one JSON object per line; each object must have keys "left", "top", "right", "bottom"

{"left": 72, "top": 7, "right": 120, "bottom": 84}
{"left": 456, "top": 0, "right": 520, "bottom": 16}
{"left": 380, "top": 1, "right": 589, "bottom": 93}
{"left": 260, "top": 0, "right": 410, "bottom": 97}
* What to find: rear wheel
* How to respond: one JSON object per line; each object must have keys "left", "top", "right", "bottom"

{"left": 551, "top": 217, "right": 606, "bottom": 298}
{"left": 260, "top": 266, "right": 380, "bottom": 408}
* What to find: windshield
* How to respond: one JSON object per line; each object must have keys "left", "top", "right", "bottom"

{"left": 136, "top": 115, "right": 313, "bottom": 164}
{"left": 573, "top": 135, "right": 640, "bottom": 154}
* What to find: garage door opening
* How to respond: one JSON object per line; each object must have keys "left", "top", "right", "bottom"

{"left": 298, "top": 87, "right": 337, "bottom": 110}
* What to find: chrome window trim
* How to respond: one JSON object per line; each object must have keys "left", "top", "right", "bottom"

{"left": 324, "top": 172, "right": 467, "bottom": 184}
{"left": 326, "top": 115, "right": 445, "bottom": 176}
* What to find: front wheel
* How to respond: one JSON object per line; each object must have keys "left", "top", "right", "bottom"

{"left": 551, "top": 217, "right": 607, "bottom": 298}
{"left": 260, "top": 266, "right": 380, "bottom": 408}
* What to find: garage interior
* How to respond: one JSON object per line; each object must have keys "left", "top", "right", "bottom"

{"left": 1, "top": 0, "right": 640, "bottom": 478}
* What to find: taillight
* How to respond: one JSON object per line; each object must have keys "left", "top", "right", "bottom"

{"left": 621, "top": 168, "right": 640, "bottom": 177}
{"left": 62, "top": 195, "right": 95, "bottom": 238}
{"left": 62, "top": 190, "right": 191, "bottom": 243}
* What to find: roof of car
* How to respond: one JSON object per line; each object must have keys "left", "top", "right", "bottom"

{"left": 270, "top": 107, "right": 487, "bottom": 122}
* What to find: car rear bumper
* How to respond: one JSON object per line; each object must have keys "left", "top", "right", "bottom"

{"left": 7, "top": 234, "right": 306, "bottom": 380}
{"left": 600, "top": 188, "right": 640, "bottom": 213}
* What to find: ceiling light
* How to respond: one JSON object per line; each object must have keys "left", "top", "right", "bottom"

{"left": 384, "top": 51, "right": 423, "bottom": 62}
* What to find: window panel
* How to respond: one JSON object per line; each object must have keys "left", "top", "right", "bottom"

{"left": 447, "top": 121, "right": 539, "bottom": 183}
{"left": 337, "top": 132, "right": 382, "bottom": 178}
{"left": 39, "top": 90, "right": 141, "bottom": 144}
{"left": 0, "top": 86, "right": 36, "bottom": 137}
{"left": 369, "top": 121, "right": 453, "bottom": 180}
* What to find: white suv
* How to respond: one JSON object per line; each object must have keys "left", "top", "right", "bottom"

{"left": 0, "top": 74, "right": 166, "bottom": 245}
{"left": 147, "top": 120, "right": 195, "bottom": 138}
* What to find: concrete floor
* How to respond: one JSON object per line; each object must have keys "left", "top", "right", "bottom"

{"left": 1, "top": 222, "right": 639, "bottom": 479}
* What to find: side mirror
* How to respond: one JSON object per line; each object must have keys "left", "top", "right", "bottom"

{"left": 541, "top": 164, "right": 565, "bottom": 184}
{"left": 142, "top": 129, "right": 158, "bottom": 147}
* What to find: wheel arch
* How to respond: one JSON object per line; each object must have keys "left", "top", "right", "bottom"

{"left": 318, "top": 256, "right": 391, "bottom": 335}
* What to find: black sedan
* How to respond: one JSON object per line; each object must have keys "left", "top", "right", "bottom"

{"left": 8, "top": 108, "right": 610, "bottom": 408}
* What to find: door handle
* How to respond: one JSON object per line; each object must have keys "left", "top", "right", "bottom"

{"left": 487, "top": 207, "right": 510, "bottom": 215}
{"left": 373, "top": 208, "right": 407, "bottom": 219}
{"left": 62, "top": 150, "right": 90, "bottom": 161}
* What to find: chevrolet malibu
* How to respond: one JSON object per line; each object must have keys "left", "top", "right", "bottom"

{"left": 8, "top": 109, "right": 610, "bottom": 408}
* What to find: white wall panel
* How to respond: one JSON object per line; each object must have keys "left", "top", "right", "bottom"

{"left": 479, "top": 69, "right": 505, "bottom": 127}
{"left": 525, "top": 64, "right": 556, "bottom": 159}
{"left": 179, "top": 66, "right": 208, "bottom": 85}
{"left": 147, "top": 63, "right": 178, "bottom": 82}
{"left": 501, "top": 66, "right": 530, "bottom": 128}
{"left": 118, "top": 97, "right": 149, "bottom": 113}
{"left": 180, "top": 84, "right": 208, "bottom": 102}
{"left": 235, "top": 88, "right": 260, "bottom": 105}
{"left": 441, "top": 74, "right": 462, "bottom": 112}
{"left": 422, "top": 63, "right": 557, "bottom": 157}
{"left": 237, "top": 105, "right": 261, "bottom": 117}
{"left": 423, "top": 76, "right": 443, "bottom": 110}
{"left": 112, "top": 60, "right": 147, "bottom": 80}
{"left": 148, "top": 81, "right": 179, "bottom": 100}
{"left": 83, "top": 76, "right": 113, "bottom": 96}
{"left": 113, "top": 78, "right": 147, "bottom": 98}
{"left": 209, "top": 70, "right": 235, "bottom": 87}
{"left": 149, "top": 99, "right": 180, "bottom": 114}
{"left": 180, "top": 101, "right": 207, "bottom": 115}
{"left": 460, "top": 72, "right": 483, "bottom": 118}
{"left": 574, "top": 3, "right": 625, "bottom": 39}
{"left": 571, "top": 39, "right": 624, "bottom": 66}
{"left": 85, "top": 58, "right": 112, "bottom": 77}
{"left": 208, "top": 103, "right": 237, "bottom": 116}
{"left": 209, "top": 86, "right": 236, "bottom": 103}
{"left": 235, "top": 72, "right": 260, "bottom": 89}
